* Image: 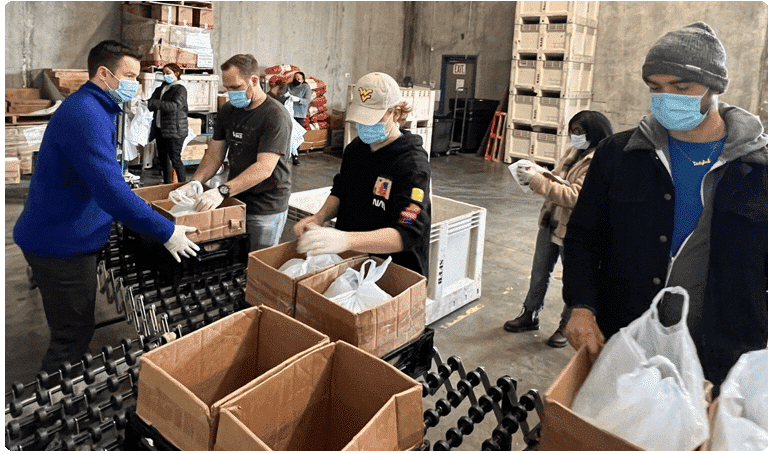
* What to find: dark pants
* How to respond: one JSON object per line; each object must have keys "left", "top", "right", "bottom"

{"left": 23, "top": 251, "right": 99, "bottom": 373}
{"left": 156, "top": 136, "right": 187, "bottom": 183}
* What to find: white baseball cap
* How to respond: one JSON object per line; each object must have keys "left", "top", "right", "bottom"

{"left": 347, "top": 72, "right": 401, "bottom": 126}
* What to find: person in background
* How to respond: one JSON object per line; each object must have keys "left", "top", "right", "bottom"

{"left": 562, "top": 22, "right": 767, "bottom": 392}
{"left": 148, "top": 63, "right": 189, "bottom": 183}
{"left": 294, "top": 72, "right": 432, "bottom": 277}
{"left": 13, "top": 40, "right": 199, "bottom": 374}
{"left": 173, "top": 54, "right": 293, "bottom": 252}
{"left": 504, "top": 111, "right": 613, "bottom": 348}
{"left": 279, "top": 71, "right": 312, "bottom": 166}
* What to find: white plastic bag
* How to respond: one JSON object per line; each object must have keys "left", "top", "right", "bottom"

{"left": 710, "top": 349, "right": 768, "bottom": 451}
{"left": 168, "top": 180, "right": 203, "bottom": 216}
{"left": 323, "top": 257, "right": 393, "bottom": 313}
{"left": 278, "top": 254, "right": 343, "bottom": 278}
{"left": 571, "top": 286, "right": 710, "bottom": 451}
{"left": 284, "top": 97, "right": 306, "bottom": 152}
{"left": 128, "top": 102, "right": 154, "bottom": 147}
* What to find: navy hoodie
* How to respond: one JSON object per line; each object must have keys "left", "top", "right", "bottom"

{"left": 14, "top": 81, "right": 174, "bottom": 258}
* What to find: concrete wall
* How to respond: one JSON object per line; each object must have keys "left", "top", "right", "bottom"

{"left": 5, "top": 1, "right": 121, "bottom": 88}
{"left": 592, "top": 1, "right": 768, "bottom": 132}
{"left": 402, "top": 2, "right": 517, "bottom": 102}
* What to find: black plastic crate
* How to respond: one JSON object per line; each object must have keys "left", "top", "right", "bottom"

{"left": 123, "top": 229, "right": 250, "bottom": 287}
{"left": 122, "top": 411, "right": 179, "bottom": 451}
{"left": 381, "top": 327, "right": 434, "bottom": 379}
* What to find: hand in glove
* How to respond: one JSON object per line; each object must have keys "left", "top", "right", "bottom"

{"left": 163, "top": 225, "right": 200, "bottom": 263}
{"left": 289, "top": 94, "right": 301, "bottom": 103}
{"left": 194, "top": 188, "right": 224, "bottom": 212}
{"left": 297, "top": 224, "right": 350, "bottom": 255}
{"left": 516, "top": 165, "right": 538, "bottom": 185}
{"left": 293, "top": 215, "right": 320, "bottom": 237}
{"left": 169, "top": 180, "right": 203, "bottom": 204}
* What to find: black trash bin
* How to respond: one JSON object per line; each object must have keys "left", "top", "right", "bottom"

{"left": 431, "top": 113, "right": 454, "bottom": 155}
{"left": 450, "top": 99, "right": 499, "bottom": 153}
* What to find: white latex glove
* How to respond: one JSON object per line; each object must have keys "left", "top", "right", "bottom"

{"left": 169, "top": 180, "right": 203, "bottom": 204}
{"left": 516, "top": 165, "right": 537, "bottom": 185}
{"left": 289, "top": 95, "right": 301, "bottom": 103}
{"left": 297, "top": 224, "right": 350, "bottom": 256}
{"left": 194, "top": 188, "right": 224, "bottom": 212}
{"left": 163, "top": 225, "right": 200, "bottom": 263}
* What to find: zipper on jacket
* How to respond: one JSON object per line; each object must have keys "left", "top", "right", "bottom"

{"left": 665, "top": 157, "right": 727, "bottom": 284}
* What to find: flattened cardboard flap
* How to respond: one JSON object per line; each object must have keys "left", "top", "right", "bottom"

{"left": 215, "top": 341, "right": 423, "bottom": 451}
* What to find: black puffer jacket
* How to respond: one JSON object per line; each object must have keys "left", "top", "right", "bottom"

{"left": 148, "top": 82, "right": 188, "bottom": 139}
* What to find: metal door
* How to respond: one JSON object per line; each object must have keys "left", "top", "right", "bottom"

{"left": 440, "top": 55, "right": 477, "bottom": 114}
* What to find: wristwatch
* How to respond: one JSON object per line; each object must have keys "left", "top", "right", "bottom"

{"left": 218, "top": 184, "right": 231, "bottom": 198}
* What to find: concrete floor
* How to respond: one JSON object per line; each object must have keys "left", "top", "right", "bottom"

{"left": 5, "top": 151, "right": 573, "bottom": 450}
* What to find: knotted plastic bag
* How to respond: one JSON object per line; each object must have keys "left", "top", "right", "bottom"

{"left": 323, "top": 257, "right": 393, "bottom": 313}
{"left": 571, "top": 286, "right": 710, "bottom": 450}
{"left": 710, "top": 349, "right": 768, "bottom": 451}
{"left": 278, "top": 254, "right": 343, "bottom": 278}
{"left": 168, "top": 180, "right": 203, "bottom": 216}
{"left": 128, "top": 102, "right": 154, "bottom": 147}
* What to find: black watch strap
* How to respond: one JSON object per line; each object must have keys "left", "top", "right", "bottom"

{"left": 218, "top": 184, "right": 230, "bottom": 198}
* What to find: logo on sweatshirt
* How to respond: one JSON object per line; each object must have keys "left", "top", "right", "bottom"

{"left": 399, "top": 203, "right": 422, "bottom": 225}
{"left": 373, "top": 177, "right": 392, "bottom": 200}
{"left": 358, "top": 87, "right": 374, "bottom": 103}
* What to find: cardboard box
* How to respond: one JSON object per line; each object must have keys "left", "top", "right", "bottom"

{"left": 122, "top": 21, "right": 171, "bottom": 44}
{"left": 187, "top": 117, "right": 202, "bottom": 135}
{"left": 6, "top": 99, "right": 51, "bottom": 114}
{"left": 176, "top": 49, "right": 198, "bottom": 68}
{"left": 181, "top": 137, "right": 208, "bottom": 162}
{"left": 5, "top": 88, "right": 41, "bottom": 100}
{"left": 151, "top": 3, "right": 177, "bottom": 24}
{"left": 151, "top": 197, "right": 245, "bottom": 243}
{"left": 299, "top": 128, "right": 328, "bottom": 151}
{"left": 193, "top": 8, "right": 214, "bottom": 28}
{"left": 5, "top": 157, "right": 21, "bottom": 184}
{"left": 540, "top": 345, "right": 643, "bottom": 450}
{"left": 135, "top": 306, "right": 330, "bottom": 451}
{"left": 141, "top": 44, "right": 179, "bottom": 68}
{"left": 214, "top": 341, "right": 424, "bottom": 451}
{"left": 122, "top": 3, "right": 151, "bottom": 20}
{"left": 46, "top": 69, "right": 89, "bottom": 96}
{"left": 177, "top": 6, "right": 194, "bottom": 26}
{"left": 245, "top": 240, "right": 366, "bottom": 316}
{"left": 295, "top": 256, "right": 426, "bottom": 357}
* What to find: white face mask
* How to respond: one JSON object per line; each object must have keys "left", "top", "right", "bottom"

{"left": 571, "top": 134, "right": 590, "bottom": 150}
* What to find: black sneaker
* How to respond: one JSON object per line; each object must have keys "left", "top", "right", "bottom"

{"left": 292, "top": 155, "right": 300, "bottom": 166}
{"left": 546, "top": 323, "right": 569, "bottom": 348}
{"left": 503, "top": 309, "right": 539, "bottom": 333}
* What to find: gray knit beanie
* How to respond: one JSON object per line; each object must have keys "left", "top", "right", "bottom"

{"left": 642, "top": 22, "right": 729, "bottom": 93}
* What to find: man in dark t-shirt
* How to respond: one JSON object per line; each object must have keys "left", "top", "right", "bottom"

{"left": 178, "top": 54, "right": 293, "bottom": 251}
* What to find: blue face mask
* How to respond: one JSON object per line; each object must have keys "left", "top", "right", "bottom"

{"left": 105, "top": 69, "right": 139, "bottom": 104}
{"left": 229, "top": 90, "right": 250, "bottom": 108}
{"left": 356, "top": 122, "right": 390, "bottom": 144}
{"left": 164, "top": 74, "right": 175, "bottom": 84}
{"left": 650, "top": 90, "right": 709, "bottom": 131}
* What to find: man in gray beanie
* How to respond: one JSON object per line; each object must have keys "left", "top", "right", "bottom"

{"left": 561, "top": 22, "right": 767, "bottom": 394}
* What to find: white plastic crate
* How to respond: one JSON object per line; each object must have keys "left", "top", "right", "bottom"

{"left": 287, "top": 188, "right": 486, "bottom": 325}
{"left": 504, "top": 126, "right": 534, "bottom": 164}
{"left": 517, "top": 1, "right": 543, "bottom": 15}
{"left": 510, "top": 94, "right": 538, "bottom": 124}
{"left": 542, "top": 1, "right": 598, "bottom": 27}
{"left": 514, "top": 23, "right": 541, "bottom": 53}
{"left": 533, "top": 132, "right": 567, "bottom": 164}
{"left": 406, "top": 88, "right": 436, "bottom": 122}
{"left": 534, "top": 96, "right": 592, "bottom": 133}
{"left": 510, "top": 59, "right": 539, "bottom": 89}
{"left": 537, "top": 60, "right": 594, "bottom": 95}
{"left": 138, "top": 72, "right": 219, "bottom": 112}
{"left": 540, "top": 23, "right": 596, "bottom": 62}
{"left": 426, "top": 196, "right": 486, "bottom": 325}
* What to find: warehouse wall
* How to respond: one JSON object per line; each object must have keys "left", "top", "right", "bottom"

{"left": 4, "top": 1, "right": 122, "bottom": 88}
{"left": 404, "top": 2, "right": 518, "bottom": 103}
{"left": 592, "top": 1, "right": 768, "bottom": 132}
{"left": 210, "top": 1, "right": 406, "bottom": 111}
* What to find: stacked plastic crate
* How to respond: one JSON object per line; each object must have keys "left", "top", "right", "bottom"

{"left": 505, "top": 1, "right": 599, "bottom": 165}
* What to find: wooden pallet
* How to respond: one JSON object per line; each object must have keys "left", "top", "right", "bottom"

{"left": 142, "top": 66, "right": 214, "bottom": 74}
{"left": 126, "top": 1, "right": 213, "bottom": 10}
{"left": 484, "top": 111, "right": 507, "bottom": 162}
{"left": 5, "top": 114, "right": 51, "bottom": 125}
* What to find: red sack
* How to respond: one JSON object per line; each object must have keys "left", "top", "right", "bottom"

{"left": 265, "top": 64, "right": 300, "bottom": 75}
{"left": 311, "top": 95, "right": 327, "bottom": 107}
{"left": 310, "top": 111, "right": 330, "bottom": 123}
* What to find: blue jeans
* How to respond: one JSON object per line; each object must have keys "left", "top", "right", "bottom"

{"left": 522, "top": 226, "right": 572, "bottom": 325}
{"left": 246, "top": 210, "right": 288, "bottom": 252}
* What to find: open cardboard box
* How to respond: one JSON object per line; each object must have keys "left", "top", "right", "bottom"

{"left": 295, "top": 256, "right": 426, "bottom": 358}
{"left": 135, "top": 306, "right": 329, "bottom": 451}
{"left": 214, "top": 341, "right": 424, "bottom": 451}
{"left": 245, "top": 239, "right": 366, "bottom": 316}
{"left": 132, "top": 182, "right": 246, "bottom": 243}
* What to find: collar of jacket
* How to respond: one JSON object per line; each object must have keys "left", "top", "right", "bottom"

{"left": 82, "top": 80, "right": 123, "bottom": 114}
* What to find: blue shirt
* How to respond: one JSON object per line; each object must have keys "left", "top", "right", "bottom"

{"left": 14, "top": 81, "right": 175, "bottom": 258}
{"left": 668, "top": 136, "right": 726, "bottom": 256}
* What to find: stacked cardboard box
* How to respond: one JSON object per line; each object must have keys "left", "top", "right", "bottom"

{"left": 122, "top": 2, "right": 214, "bottom": 28}
{"left": 5, "top": 89, "right": 51, "bottom": 115}
{"left": 180, "top": 136, "right": 209, "bottom": 162}
{"left": 5, "top": 124, "right": 47, "bottom": 174}
{"left": 5, "top": 158, "right": 21, "bottom": 184}
{"left": 46, "top": 69, "right": 89, "bottom": 96}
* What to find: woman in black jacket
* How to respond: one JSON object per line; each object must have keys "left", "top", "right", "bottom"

{"left": 149, "top": 63, "right": 189, "bottom": 183}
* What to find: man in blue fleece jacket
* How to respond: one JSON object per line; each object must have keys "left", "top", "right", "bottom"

{"left": 13, "top": 40, "right": 199, "bottom": 373}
